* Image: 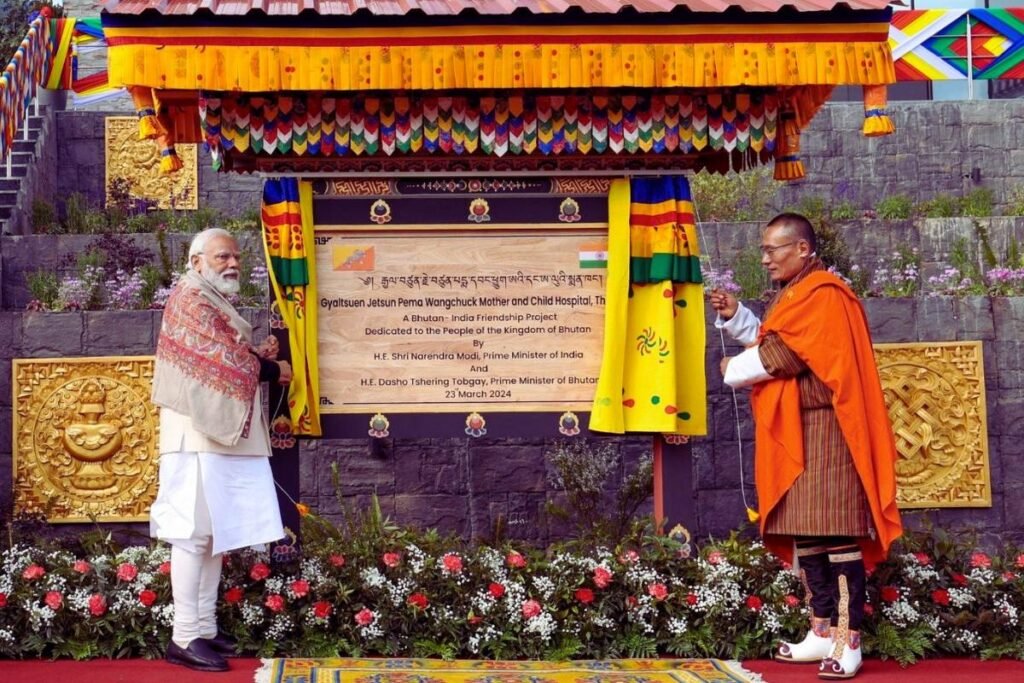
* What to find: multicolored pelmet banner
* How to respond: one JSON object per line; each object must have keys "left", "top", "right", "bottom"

{"left": 890, "top": 9, "right": 1024, "bottom": 81}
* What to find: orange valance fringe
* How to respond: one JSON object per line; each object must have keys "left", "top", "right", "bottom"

{"left": 863, "top": 83, "right": 895, "bottom": 137}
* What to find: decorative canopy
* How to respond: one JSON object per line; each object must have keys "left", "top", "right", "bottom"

{"left": 101, "top": 1, "right": 897, "bottom": 178}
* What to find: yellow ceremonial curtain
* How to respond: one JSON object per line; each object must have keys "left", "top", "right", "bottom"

{"left": 261, "top": 178, "right": 322, "bottom": 437}
{"left": 590, "top": 177, "right": 706, "bottom": 436}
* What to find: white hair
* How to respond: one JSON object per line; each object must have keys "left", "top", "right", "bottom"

{"left": 188, "top": 228, "right": 236, "bottom": 270}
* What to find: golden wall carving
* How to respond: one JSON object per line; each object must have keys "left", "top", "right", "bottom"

{"left": 875, "top": 341, "right": 991, "bottom": 508}
{"left": 104, "top": 117, "right": 198, "bottom": 210}
{"left": 13, "top": 357, "right": 159, "bottom": 523}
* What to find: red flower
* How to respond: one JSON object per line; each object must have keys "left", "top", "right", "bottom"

{"left": 157, "top": 561, "right": 171, "bottom": 576}
{"left": 224, "top": 587, "right": 245, "bottom": 604}
{"left": 880, "top": 586, "right": 900, "bottom": 603}
{"left": 265, "top": 594, "right": 285, "bottom": 613}
{"left": 407, "top": 592, "right": 429, "bottom": 610}
{"left": 575, "top": 588, "right": 595, "bottom": 604}
{"left": 290, "top": 579, "right": 310, "bottom": 598}
{"left": 72, "top": 560, "right": 91, "bottom": 574}
{"left": 931, "top": 589, "right": 951, "bottom": 606}
{"left": 139, "top": 589, "right": 158, "bottom": 607}
{"left": 249, "top": 563, "right": 271, "bottom": 581}
{"left": 116, "top": 563, "right": 138, "bottom": 582}
{"left": 313, "top": 601, "right": 332, "bottom": 619}
{"left": 1016, "top": 553, "right": 1024, "bottom": 569}
{"left": 0, "top": 593, "right": 6, "bottom": 608}
{"left": 521, "top": 599, "right": 542, "bottom": 619}
{"left": 593, "top": 567, "right": 612, "bottom": 589}
{"left": 647, "top": 583, "right": 668, "bottom": 601}
{"left": 468, "top": 615, "right": 484, "bottom": 625}
{"left": 355, "top": 608, "right": 375, "bottom": 626}
{"left": 506, "top": 551, "right": 527, "bottom": 569}
{"left": 442, "top": 553, "right": 464, "bottom": 574}
{"left": 329, "top": 554, "right": 346, "bottom": 568}
{"left": 1003, "top": 571, "right": 1017, "bottom": 582}
{"left": 488, "top": 582, "right": 506, "bottom": 599}
{"left": 45, "top": 591, "right": 63, "bottom": 610}
{"left": 88, "top": 594, "right": 107, "bottom": 617}
{"left": 707, "top": 551, "right": 724, "bottom": 565}
{"left": 22, "top": 564, "right": 45, "bottom": 581}
{"left": 625, "top": 596, "right": 639, "bottom": 609}
{"left": 864, "top": 603, "right": 875, "bottom": 616}
{"left": 382, "top": 552, "right": 401, "bottom": 568}
{"left": 745, "top": 595, "right": 763, "bottom": 611}
{"left": 952, "top": 572, "right": 968, "bottom": 587}
{"left": 913, "top": 553, "right": 931, "bottom": 566}
{"left": 784, "top": 594, "right": 801, "bottom": 608}
{"left": 686, "top": 593, "right": 698, "bottom": 606}
{"left": 970, "top": 552, "right": 992, "bottom": 569}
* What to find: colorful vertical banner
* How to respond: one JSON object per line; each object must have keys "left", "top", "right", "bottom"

{"left": 261, "top": 178, "right": 322, "bottom": 437}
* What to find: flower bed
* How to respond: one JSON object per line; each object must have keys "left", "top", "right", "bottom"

{"left": 2, "top": 514, "right": 1022, "bottom": 663}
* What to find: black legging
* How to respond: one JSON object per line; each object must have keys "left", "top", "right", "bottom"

{"left": 795, "top": 536, "right": 866, "bottom": 632}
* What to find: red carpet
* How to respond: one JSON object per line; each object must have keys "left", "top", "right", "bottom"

{"left": 1, "top": 657, "right": 1022, "bottom": 682}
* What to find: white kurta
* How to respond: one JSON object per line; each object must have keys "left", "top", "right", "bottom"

{"left": 150, "top": 450, "right": 284, "bottom": 555}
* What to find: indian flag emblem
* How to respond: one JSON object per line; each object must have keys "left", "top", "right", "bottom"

{"left": 578, "top": 241, "right": 608, "bottom": 269}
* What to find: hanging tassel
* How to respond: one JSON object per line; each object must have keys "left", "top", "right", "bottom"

{"left": 773, "top": 110, "right": 804, "bottom": 181}
{"left": 128, "top": 86, "right": 166, "bottom": 140}
{"left": 862, "top": 84, "right": 895, "bottom": 137}
{"left": 746, "top": 507, "right": 761, "bottom": 523}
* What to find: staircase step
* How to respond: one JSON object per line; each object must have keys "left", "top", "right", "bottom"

{"left": 0, "top": 205, "right": 11, "bottom": 220}
{"left": 7, "top": 151, "right": 33, "bottom": 165}
{"left": 0, "top": 178, "right": 19, "bottom": 191}
{"left": 1, "top": 165, "right": 28, "bottom": 178}
{"left": 11, "top": 139, "right": 38, "bottom": 153}
{"left": 0, "top": 190, "right": 18, "bottom": 205}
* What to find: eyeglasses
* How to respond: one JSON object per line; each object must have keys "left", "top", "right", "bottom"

{"left": 759, "top": 241, "right": 797, "bottom": 257}
{"left": 205, "top": 251, "right": 242, "bottom": 264}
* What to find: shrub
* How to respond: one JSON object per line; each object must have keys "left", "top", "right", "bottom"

{"left": 25, "top": 268, "right": 58, "bottom": 309}
{"left": 30, "top": 199, "right": 56, "bottom": 233}
{"left": 963, "top": 188, "right": 994, "bottom": 218}
{"left": 876, "top": 194, "right": 915, "bottom": 220}
{"left": 690, "top": 168, "right": 780, "bottom": 222}
{"left": 831, "top": 200, "right": 858, "bottom": 221}
{"left": 918, "top": 194, "right": 961, "bottom": 218}
{"left": 1008, "top": 185, "right": 1024, "bottom": 217}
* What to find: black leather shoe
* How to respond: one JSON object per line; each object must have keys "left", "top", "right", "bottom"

{"left": 201, "top": 632, "right": 240, "bottom": 658}
{"left": 166, "top": 639, "right": 229, "bottom": 672}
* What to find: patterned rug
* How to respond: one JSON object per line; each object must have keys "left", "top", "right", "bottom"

{"left": 254, "top": 658, "right": 763, "bottom": 683}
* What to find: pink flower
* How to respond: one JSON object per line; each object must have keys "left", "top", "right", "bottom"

{"left": 441, "top": 553, "right": 464, "bottom": 574}
{"left": 707, "top": 551, "right": 724, "bottom": 565}
{"left": 952, "top": 572, "right": 968, "bottom": 587}
{"left": 521, "top": 599, "right": 542, "bottom": 619}
{"left": 116, "top": 563, "right": 138, "bottom": 582}
{"left": 313, "top": 601, "right": 332, "bottom": 619}
{"left": 913, "top": 552, "right": 931, "bottom": 566}
{"left": 88, "top": 594, "right": 107, "bottom": 617}
{"left": 745, "top": 595, "right": 763, "bottom": 611}
{"left": 1002, "top": 571, "right": 1017, "bottom": 582}
{"left": 407, "top": 592, "right": 429, "bottom": 610}
{"left": 329, "top": 554, "right": 346, "bottom": 568}
{"left": 864, "top": 603, "right": 875, "bottom": 617}
{"left": 647, "top": 583, "right": 669, "bottom": 601}
{"left": 506, "top": 551, "right": 527, "bottom": 569}
{"left": 157, "top": 561, "right": 171, "bottom": 575}
{"left": 290, "top": 579, "right": 310, "bottom": 598}
{"left": 22, "top": 564, "right": 45, "bottom": 581}
{"left": 249, "top": 563, "right": 271, "bottom": 581}
{"left": 138, "top": 590, "right": 158, "bottom": 607}
{"left": 45, "top": 591, "right": 63, "bottom": 610}
{"left": 970, "top": 552, "right": 992, "bottom": 569}
{"left": 686, "top": 593, "right": 698, "bottom": 606}
{"left": 72, "top": 560, "right": 91, "bottom": 574}
{"left": 784, "top": 594, "right": 801, "bottom": 608}
{"left": 575, "top": 588, "right": 595, "bottom": 604}
{"left": 1015, "top": 553, "right": 1024, "bottom": 570}
{"left": 880, "top": 586, "right": 900, "bottom": 603}
{"left": 488, "top": 582, "right": 506, "bottom": 599}
{"left": 355, "top": 608, "right": 375, "bottom": 626}
{"left": 382, "top": 552, "right": 401, "bottom": 568}
{"left": 265, "top": 594, "right": 285, "bottom": 613}
{"left": 224, "top": 587, "right": 244, "bottom": 604}
{"left": 619, "top": 550, "right": 639, "bottom": 564}
{"left": 931, "top": 589, "right": 950, "bottom": 606}
{"left": 593, "top": 567, "right": 612, "bottom": 589}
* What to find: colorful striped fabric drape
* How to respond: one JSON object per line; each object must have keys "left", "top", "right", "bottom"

{"left": 261, "top": 178, "right": 322, "bottom": 437}
{"left": 590, "top": 177, "right": 706, "bottom": 437}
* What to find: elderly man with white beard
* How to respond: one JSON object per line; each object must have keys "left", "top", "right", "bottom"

{"left": 150, "top": 228, "right": 291, "bottom": 672}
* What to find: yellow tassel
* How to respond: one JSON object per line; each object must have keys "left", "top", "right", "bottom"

{"left": 774, "top": 158, "right": 805, "bottom": 181}
{"left": 746, "top": 507, "right": 761, "bottom": 524}
{"left": 138, "top": 114, "right": 165, "bottom": 140}
{"left": 159, "top": 150, "right": 183, "bottom": 174}
{"left": 863, "top": 114, "right": 895, "bottom": 137}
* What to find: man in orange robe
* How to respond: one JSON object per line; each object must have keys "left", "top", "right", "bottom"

{"left": 711, "top": 213, "right": 902, "bottom": 681}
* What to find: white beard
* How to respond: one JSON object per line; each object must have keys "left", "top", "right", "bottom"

{"left": 202, "top": 268, "right": 241, "bottom": 295}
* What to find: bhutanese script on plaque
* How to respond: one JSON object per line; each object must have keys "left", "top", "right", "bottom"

{"left": 316, "top": 229, "right": 608, "bottom": 413}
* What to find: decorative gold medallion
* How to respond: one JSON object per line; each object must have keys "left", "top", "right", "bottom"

{"left": 875, "top": 341, "right": 991, "bottom": 508}
{"left": 558, "top": 197, "right": 582, "bottom": 222}
{"left": 104, "top": 117, "right": 198, "bottom": 209}
{"left": 13, "top": 356, "right": 159, "bottom": 522}
{"left": 467, "top": 198, "right": 491, "bottom": 223}
{"left": 368, "top": 412, "right": 391, "bottom": 438}
{"left": 369, "top": 199, "right": 393, "bottom": 224}
{"left": 465, "top": 412, "right": 487, "bottom": 437}
{"left": 558, "top": 411, "right": 580, "bottom": 436}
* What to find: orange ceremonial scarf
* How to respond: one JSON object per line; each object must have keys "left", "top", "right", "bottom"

{"left": 750, "top": 270, "right": 903, "bottom": 566}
